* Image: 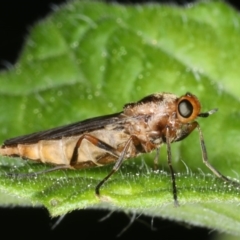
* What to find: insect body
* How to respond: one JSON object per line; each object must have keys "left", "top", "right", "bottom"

{"left": 0, "top": 92, "right": 231, "bottom": 205}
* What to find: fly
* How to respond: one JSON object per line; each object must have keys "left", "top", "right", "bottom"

{"left": 0, "top": 92, "right": 234, "bottom": 205}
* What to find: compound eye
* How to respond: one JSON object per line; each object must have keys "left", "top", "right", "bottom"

{"left": 176, "top": 93, "right": 201, "bottom": 123}
{"left": 178, "top": 100, "right": 193, "bottom": 118}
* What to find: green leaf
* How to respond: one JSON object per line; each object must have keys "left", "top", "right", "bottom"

{"left": 1, "top": 0, "right": 240, "bottom": 236}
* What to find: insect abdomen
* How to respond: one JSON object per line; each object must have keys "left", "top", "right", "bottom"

{"left": 0, "top": 139, "right": 72, "bottom": 166}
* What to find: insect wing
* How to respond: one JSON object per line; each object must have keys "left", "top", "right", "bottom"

{"left": 3, "top": 112, "right": 124, "bottom": 146}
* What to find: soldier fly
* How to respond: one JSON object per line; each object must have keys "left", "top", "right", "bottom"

{"left": 0, "top": 92, "right": 233, "bottom": 205}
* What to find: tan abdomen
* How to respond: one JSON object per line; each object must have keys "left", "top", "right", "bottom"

{"left": 0, "top": 138, "right": 74, "bottom": 166}
{"left": 0, "top": 130, "right": 134, "bottom": 168}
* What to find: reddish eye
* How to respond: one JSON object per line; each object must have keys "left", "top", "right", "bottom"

{"left": 178, "top": 99, "right": 193, "bottom": 118}
{"left": 176, "top": 93, "right": 201, "bottom": 123}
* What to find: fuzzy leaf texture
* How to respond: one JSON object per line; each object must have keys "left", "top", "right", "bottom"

{"left": 0, "top": 0, "right": 240, "bottom": 236}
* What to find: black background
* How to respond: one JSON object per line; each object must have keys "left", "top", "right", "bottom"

{"left": 0, "top": 1, "right": 239, "bottom": 239}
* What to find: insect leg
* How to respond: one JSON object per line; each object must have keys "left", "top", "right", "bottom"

{"left": 166, "top": 126, "right": 179, "bottom": 206}
{"left": 154, "top": 147, "right": 160, "bottom": 170}
{"left": 95, "top": 136, "right": 133, "bottom": 197}
{"left": 7, "top": 165, "right": 73, "bottom": 178}
{"left": 196, "top": 123, "right": 234, "bottom": 183}
{"left": 70, "top": 134, "right": 120, "bottom": 166}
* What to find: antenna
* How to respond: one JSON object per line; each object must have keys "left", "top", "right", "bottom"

{"left": 198, "top": 108, "right": 218, "bottom": 118}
